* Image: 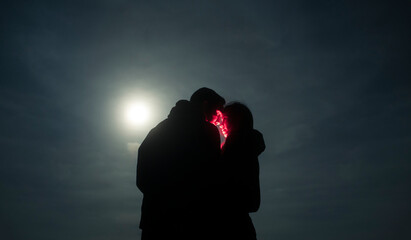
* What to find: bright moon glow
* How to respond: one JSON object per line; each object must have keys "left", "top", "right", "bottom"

{"left": 125, "top": 102, "right": 149, "bottom": 127}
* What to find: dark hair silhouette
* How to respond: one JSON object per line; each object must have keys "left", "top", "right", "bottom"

{"left": 224, "top": 102, "right": 254, "bottom": 133}
{"left": 190, "top": 87, "right": 226, "bottom": 110}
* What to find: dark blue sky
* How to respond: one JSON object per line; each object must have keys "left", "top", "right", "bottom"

{"left": 1, "top": 1, "right": 410, "bottom": 239}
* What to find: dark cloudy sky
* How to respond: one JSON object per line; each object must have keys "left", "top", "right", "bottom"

{"left": 1, "top": 0, "right": 410, "bottom": 239}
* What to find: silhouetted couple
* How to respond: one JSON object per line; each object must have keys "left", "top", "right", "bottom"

{"left": 137, "top": 88, "right": 265, "bottom": 240}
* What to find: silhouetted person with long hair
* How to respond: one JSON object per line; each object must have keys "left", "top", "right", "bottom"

{"left": 218, "top": 102, "right": 265, "bottom": 240}
{"left": 136, "top": 88, "right": 225, "bottom": 240}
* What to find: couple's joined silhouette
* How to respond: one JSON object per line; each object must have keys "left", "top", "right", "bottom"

{"left": 137, "top": 88, "right": 265, "bottom": 240}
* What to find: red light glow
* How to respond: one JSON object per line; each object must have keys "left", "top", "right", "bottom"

{"left": 210, "top": 110, "right": 228, "bottom": 139}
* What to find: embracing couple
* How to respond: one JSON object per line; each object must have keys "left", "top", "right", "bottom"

{"left": 136, "top": 88, "right": 265, "bottom": 240}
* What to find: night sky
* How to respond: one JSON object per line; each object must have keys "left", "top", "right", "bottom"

{"left": 1, "top": 1, "right": 410, "bottom": 239}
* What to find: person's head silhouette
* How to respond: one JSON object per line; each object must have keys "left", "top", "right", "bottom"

{"left": 190, "top": 87, "right": 225, "bottom": 122}
{"left": 223, "top": 102, "right": 253, "bottom": 135}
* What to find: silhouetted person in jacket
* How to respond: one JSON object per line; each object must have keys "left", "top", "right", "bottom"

{"left": 218, "top": 102, "right": 265, "bottom": 240}
{"left": 137, "top": 88, "right": 225, "bottom": 240}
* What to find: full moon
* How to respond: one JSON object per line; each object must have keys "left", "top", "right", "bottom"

{"left": 124, "top": 102, "right": 149, "bottom": 127}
